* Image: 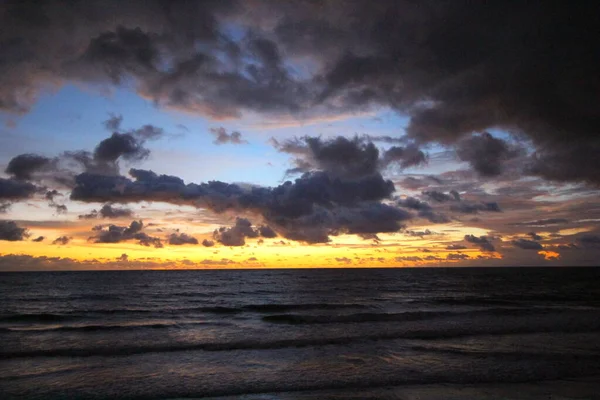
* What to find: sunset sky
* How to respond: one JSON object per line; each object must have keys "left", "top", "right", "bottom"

{"left": 1, "top": 1, "right": 599, "bottom": 270}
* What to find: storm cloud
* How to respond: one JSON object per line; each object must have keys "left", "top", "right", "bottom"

{"left": 0, "top": 1, "right": 598, "bottom": 184}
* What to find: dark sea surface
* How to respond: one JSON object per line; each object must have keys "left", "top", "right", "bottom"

{"left": 1, "top": 267, "right": 600, "bottom": 400}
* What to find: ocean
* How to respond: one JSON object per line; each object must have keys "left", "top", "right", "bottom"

{"left": 1, "top": 267, "right": 599, "bottom": 399}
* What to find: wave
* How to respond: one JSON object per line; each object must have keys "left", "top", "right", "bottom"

{"left": 261, "top": 307, "right": 577, "bottom": 325}
{"left": 2, "top": 320, "right": 226, "bottom": 333}
{"left": 0, "top": 313, "right": 73, "bottom": 323}
{"left": 4, "top": 324, "right": 600, "bottom": 359}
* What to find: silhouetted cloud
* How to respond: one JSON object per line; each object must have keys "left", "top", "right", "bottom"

{"left": 201, "top": 239, "right": 215, "bottom": 247}
{"left": 450, "top": 201, "right": 501, "bottom": 214}
{"left": 79, "top": 204, "right": 133, "bottom": 219}
{"left": 52, "top": 236, "right": 71, "bottom": 245}
{"left": 167, "top": 232, "right": 198, "bottom": 245}
{"left": 422, "top": 191, "right": 459, "bottom": 203}
{"left": 89, "top": 220, "right": 162, "bottom": 248}
{"left": 510, "top": 218, "right": 568, "bottom": 227}
{"left": 528, "top": 232, "right": 542, "bottom": 241}
{"left": 456, "top": 132, "right": 523, "bottom": 177}
{"left": 209, "top": 127, "right": 247, "bottom": 145}
{"left": 464, "top": 234, "right": 495, "bottom": 252}
{"left": 5, "top": 154, "right": 52, "bottom": 180}
{"left": 32, "top": 236, "right": 45, "bottom": 242}
{"left": 0, "top": 220, "right": 29, "bottom": 241}
{"left": 0, "top": 178, "right": 38, "bottom": 201}
{"left": 512, "top": 238, "right": 543, "bottom": 250}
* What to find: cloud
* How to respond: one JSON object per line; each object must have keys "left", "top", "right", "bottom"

{"left": 209, "top": 127, "right": 248, "bottom": 145}
{"left": 93, "top": 132, "right": 150, "bottom": 164}
{"left": 464, "top": 234, "right": 495, "bottom": 252}
{"left": 422, "top": 190, "right": 459, "bottom": 203}
{"left": 52, "top": 236, "right": 71, "bottom": 245}
{"left": 0, "top": 220, "right": 29, "bottom": 241}
{"left": 273, "top": 135, "right": 425, "bottom": 178}
{"left": 0, "top": 178, "right": 38, "bottom": 201}
{"left": 335, "top": 257, "right": 352, "bottom": 264}
{"left": 32, "top": 236, "right": 45, "bottom": 242}
{"left": 512, "top": 238, "right": 543, "bottom": 250}
{"left": 510, "top": 218, "right": 569, "bottom": 227}
{"left": 380, "top": 144, "right": 427, "bottom": 170}
{"left": 103, "top": 114, "right": 124, "bottom": 131}
{"left": 447, "top": 253, "right": 469, "bottom": 260}
{"left": 576, "top": 234, "right": 600, "bottom": 248}
{"left": 79, "top": 204, "right": 133, "bottom": 219}
{"left": 69, "top": 163, "right": 409, "bottom": 243}
{"left": 213, "top": 217, "right": 262, "bottom": 246}
{"left": 528, "top": 232, "right": 542, "bottom": 241}
{"left": 201, "top": 239, "right": 215, "bottom": 247}
{"left": 5, "top": 154, "right": 52, "bottom": 180}
{"left": 446, "top": 244, "right": 467, "bottom": 250}
{"left": 167, "top": 232, "right": 198, "bottom": 245}
{"left": 89, "top": 220, "right": 163, "bottom": 248}
{"left": 0, "top": 2, "right": 599, "bottom": 185}
{"left": 456, "top": 132, "right": 523, "bottom": 177}
{"left": 395, "top": 256, "right": 422, "bottom": 262}
{"left": 450, "top": 201, "right": 502, "bottom": 214}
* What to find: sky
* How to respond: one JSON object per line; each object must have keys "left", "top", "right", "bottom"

{"left": 1, "top": 0, "right": 599, "bottom": 270}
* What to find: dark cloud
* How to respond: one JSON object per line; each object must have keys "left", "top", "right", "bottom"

{"left": 422, "top": 191, "right": 458, "bottom": 203}
{"left": 117, "top": 253, "right": 128, "bottom": 262}
{"left": 510, "top": 218, "right": 569, "bottom": 227}
{"left": 70, "top": 165, "right": 406, "bottom": 243}
{"left": 5, "top": 154, "right": 52, "bottom": 180}
{"left": 273, "top": 135, "right": 425, "bottom": 178}
{"left": 528, "top": 232, "right": 542, "bottom": 241}
{"left": 576, "top": 234, "right": 600, "bottom": 248}
{"left": 464, "top": 234, "right": 495, "bottom": 252}
{"left": 405, "top": 229, "right": 433, "bottom": 237}
{"left": 89, "top": 220, "right": 162, "bottom": 248}
{"left": 209, "top": 127, "right": 247, "bottom": 145}
{"left": 99, "top": 204, "right": 133, "bottom": 219}
{"left": 0, "top": 220, "right": 29, "bottom": 241}
{"left": 201, "top": 239, "right": 215, "bottom": 247}
{"left": 32, "top": 236, "right": 45, "bottom": 242}
{"left": 213, "top": 217, "right": 260, "bottom": 247}
{"left": 167, "top": 232, "right": 198, "bottom": 245}
{"left": 380, "top": 144, "right": 427, "bottom": 170}
{"left": 512, "top": 238, "right": 543, "bottom": 250}
{"left": 78, "top": 204, "right": 133, "bottom": 219}
{"left": 94, "top": 132, "right": 150, "bottom": 164}
{"left": 52, "top": 236, "right": 71, "bottom": 245}
{"left": 450, "top": 201, "right": 501, "bottom": 214}
{"left": 447, "top": 253, "right": 469, "bottom": 260}
{"left": 396, "top": 196, "right": 450, "bottom": 223}
{"left": 45, "top": 190, "right": 61, "bottom": 201}
{"left": 258, "top": 225, "right": 277, "bottom": 238}
{"left": 0, "top": 178, "right": 38, "bottom": 200}
{"left": 49, "top": 203, "right": 68, "bottom": 214}
{"left": 456, "top": 132, "right": 523, "bottom": 177}
{"left": 395, "top": 256, "right": 422, "bottom": 262}
{"left": 1, "top": 2, "right": 599, "bottom": 184}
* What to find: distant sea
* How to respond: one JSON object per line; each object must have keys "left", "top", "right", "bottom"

{"left": 1, "top": 267, "right": 600, "bottom": 399}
